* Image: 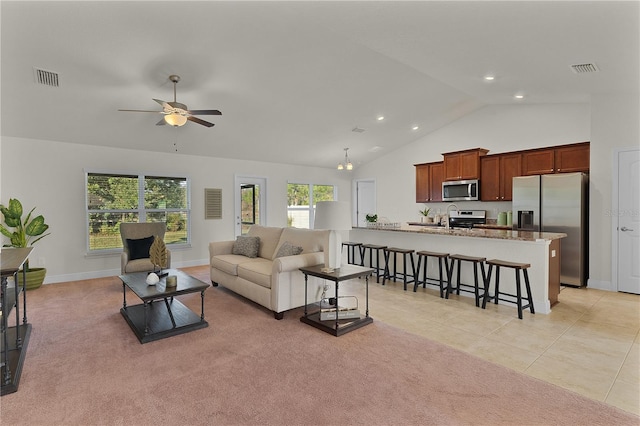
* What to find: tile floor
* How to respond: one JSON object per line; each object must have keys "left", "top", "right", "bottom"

{"left": 337, "top": 272, "right": 640, "bottom": 416}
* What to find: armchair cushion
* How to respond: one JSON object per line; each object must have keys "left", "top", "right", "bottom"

{"left": 126, "top": 236, "right": 155, "bottom": 260}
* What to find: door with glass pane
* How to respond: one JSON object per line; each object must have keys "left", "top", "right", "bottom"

{"left": 235, "top": 176, "right": 266, "bottom": 236}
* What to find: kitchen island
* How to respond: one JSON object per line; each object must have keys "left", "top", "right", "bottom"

{"left": 350, "top": 224, "right": 566, "bottom": 314}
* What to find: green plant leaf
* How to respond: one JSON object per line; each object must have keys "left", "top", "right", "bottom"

{"left": 25, "top": 215, "right": 48, "bottom": 236}
{"left": 8, "top": 199, "right": 23, "bottom": 218}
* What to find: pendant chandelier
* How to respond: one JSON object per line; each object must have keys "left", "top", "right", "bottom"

{"left": 337, "top": 148, "right": 353, "bottom": 170}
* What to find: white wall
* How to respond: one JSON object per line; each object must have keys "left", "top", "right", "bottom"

{"left": 0, "top": 137, "right": 351, "bottom": 283}
{"left": 589, "top": 93, "right": 640, "bottom": 290}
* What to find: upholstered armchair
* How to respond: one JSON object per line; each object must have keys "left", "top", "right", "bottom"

{"left": 119, "top": 222, "right": 171, "bottom": 274}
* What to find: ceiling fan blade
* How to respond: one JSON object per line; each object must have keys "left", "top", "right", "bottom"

{"left": 156, "top": 118, "right": 166, "bottom": 126}
{"left": 153, "top": 98, "right": 171, "bottom": 110}
{"left": 118, "top": 109, "right": 163, "bottom": 113}
{"left": 188, "top": 109, "right": 222, "bottom": 116}
{"left": 187, "top": 116, "right": 215, "bottom": 127}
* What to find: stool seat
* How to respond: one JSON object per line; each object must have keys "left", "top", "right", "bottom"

{"left": 483, "top": 259, "right": 534, "bottom": 319}
{"left": 360, "top": 244, "right": 387, "bottom": 283}
{"left": 382, "top": 247, "right": 416, "bottom": 290}
{"left": 487, "top": 259, "right": 530, "bottom": 269}
{"left": 447, "top": 254, "right": 487, "bottom": 306}
{"left": 417, "top": 250, "right": 449, "bottom": 258}
{"left": 450, "top": 254, "right": 486, "bottom": 263}
{"left": 415, "top": 251, "right": 450, "bottom": 297}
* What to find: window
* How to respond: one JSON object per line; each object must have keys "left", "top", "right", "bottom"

{"left": 287, "top": 183, "right": 335, "bottom": 228}
{"left": 86, "top": 172, "right": 190, "bottom": 252}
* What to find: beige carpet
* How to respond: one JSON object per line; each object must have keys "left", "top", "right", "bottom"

{"left": 1, "top": 272, "right": 638, "bottom": 426}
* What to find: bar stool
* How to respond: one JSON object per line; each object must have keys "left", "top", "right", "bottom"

{"left": 446, "top": 254, "right": 487, "bottom": 307}
{"left": 482, "top": 259, "right": 535, "bottom": 319}
{"left": 414, "top": 250, "right": 450, "bottom": 298}
{"left": 341, "top": 242, "right": 362, "bottom": 265}
{"left": 382, "top": 247, "right": 416, "bottom": 291}
{"left": 360, "top": 244, "right": 387, "bottom": 283}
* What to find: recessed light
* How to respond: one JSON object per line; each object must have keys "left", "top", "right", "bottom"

{"left": 514, "top": 94, "right": 525, "bottom": 99}
{"left": 412, "top": 126, "right": 419, "bottom": 131}
{"left": 377, "top": 116, "right": 384, "bottom": 121}
{"left": 483, "top": 75, "right": 495, "bottom": 81}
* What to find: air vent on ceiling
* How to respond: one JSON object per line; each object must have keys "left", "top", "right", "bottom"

{"left": 570, "top": 63, "right": 599, "bottom": 74}
{"left": 33, "top": 67, "right": 60, "bottom": 87}
{"left": 204, "top": 188, "right": 223, "bottom": 220}
{"left": 352, "top": 127, "right": 365, "bottom": 133}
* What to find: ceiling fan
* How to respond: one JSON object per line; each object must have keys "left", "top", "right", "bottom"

{"left": 119, "top": 75, "right": 221, "bottom": 127}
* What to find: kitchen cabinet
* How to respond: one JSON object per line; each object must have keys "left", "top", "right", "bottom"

{"left": 555, "top": 143, "right": 590, "bottom": 173}
{"left": 522, "top": 142, "right": 589, "bottom": 175}
{"left": 415, "top": 161, "right": 444, "bottom": 202}
{"left": 480, "top": 153, "right": 522, "bottom": 201}
{"left": 443, "top": 148, "right": 489, "bottom": 181}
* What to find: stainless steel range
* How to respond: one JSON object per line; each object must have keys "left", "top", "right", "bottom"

{"left": 449, "top": 210, "right": 486, "bottom": 228}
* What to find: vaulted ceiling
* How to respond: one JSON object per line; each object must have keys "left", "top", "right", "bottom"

{"left": 1, "top": 1, "right": 638, "bottom": 168}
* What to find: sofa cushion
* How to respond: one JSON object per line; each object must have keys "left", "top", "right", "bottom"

{"left": 273, "top": 228, "right": 327, "bottom": 259}
{"left": 126, "top": 236, "right": 155, "bottom": 260}
{"left": 247, "top": 225, "right": 284, "bottom": 259}
{"left": 238, "top": 258, "right": 272, "bottom": 288}
{"left": 211, "top": 254, "right": 255, "bottom": 276}
{"left": 275, "top": 241, "right": 303, "bottom": 258}
{"left": 232, "top": 236, "right": 260, "bottom": 258}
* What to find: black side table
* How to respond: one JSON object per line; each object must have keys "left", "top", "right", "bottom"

{"left": 299, "top": 264, "right": 373, "bottom": 336}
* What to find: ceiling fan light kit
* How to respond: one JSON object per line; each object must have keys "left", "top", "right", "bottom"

{"left": 119, "top": 74, "right": 221, "bottom": 128}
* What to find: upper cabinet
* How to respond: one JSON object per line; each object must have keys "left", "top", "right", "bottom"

{"left": 415, "top": 161, "right": 444, "bottom": 203}
{"left": 443, "top": 148, "right": 489, "bottom": 181}
{"left": 522, "top": 142, "right": 589, "bottom": 175}
{"left": 480, "top": 153, "right": 522, "bottom": 201}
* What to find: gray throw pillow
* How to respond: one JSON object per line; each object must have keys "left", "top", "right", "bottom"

{"left": 232, "top": 236, "right": 260, "bottom": 258}
{"left": 275, "top": 241, "right": 303, "bottom": 258}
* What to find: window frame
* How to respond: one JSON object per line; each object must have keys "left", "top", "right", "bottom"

{"left": 286, "top": 182, "right": 337, "bottom": 229}
{"left": 85, "top": 170, "right": 191, "bottom": 254}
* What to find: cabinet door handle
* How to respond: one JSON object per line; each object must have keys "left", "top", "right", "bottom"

{"left": 620, "top": 227, "right": 634, "bottom": 232}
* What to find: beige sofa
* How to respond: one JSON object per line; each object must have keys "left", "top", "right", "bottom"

{"left": 209, "top": 225, "right": 329, "bottom": 319}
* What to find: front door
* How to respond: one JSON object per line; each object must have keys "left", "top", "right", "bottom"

{"left": 615, "top": 148, "right": 640, "bottom": 294}
{"left": 234, "top": 176, "right": 267, "bottom": 237}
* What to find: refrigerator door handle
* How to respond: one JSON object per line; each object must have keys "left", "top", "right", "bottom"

{"left": 620, "top": 227, "right": 634, "bottom": 232}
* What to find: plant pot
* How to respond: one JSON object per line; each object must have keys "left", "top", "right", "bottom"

{"left": 16, "top": 267, "right": 47, "bottom": 291}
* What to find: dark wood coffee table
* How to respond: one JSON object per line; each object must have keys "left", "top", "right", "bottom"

{"left": 119, "top": 269, "right": 209, "bottom": 343}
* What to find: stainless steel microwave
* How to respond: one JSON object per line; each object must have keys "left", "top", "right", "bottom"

{"left": 442, "top": 179, "right": 479, "bottom": 201}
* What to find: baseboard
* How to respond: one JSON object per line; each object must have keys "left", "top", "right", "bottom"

{"left": 586, "top": 278, "right": 615, "bottom": 292}
{"left": 43, "top": 259, "right": 209, "bottom": 285}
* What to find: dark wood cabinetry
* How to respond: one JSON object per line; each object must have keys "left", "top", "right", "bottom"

{"left": 415, "top": 161, "right": 444, "bottom": 202}
{"left": 522, "top": 142, "right": 589, "bottom": 175}
{"left": 416, "top": 142, "right": 588, "bottom": 203}
{"left": 481, "top": 153, "right": 522, "bottom": 201}
{"left": 443, "top": 148, "right": 489, "bottom": 181}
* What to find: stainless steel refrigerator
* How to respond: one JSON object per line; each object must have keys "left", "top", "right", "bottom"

{"left": 512, "top": 172, "right": 589, "bottom": 287}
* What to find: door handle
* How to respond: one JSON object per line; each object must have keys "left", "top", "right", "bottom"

{"left": 620, "top": 227, "right": 634, "bottom": 232}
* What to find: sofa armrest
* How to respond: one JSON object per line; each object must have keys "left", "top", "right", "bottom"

{"left": 209, "top": 240, "right": 235, "bottom": 258}
{"left": 273, "top": 252, "right": 324, "bottom": 273}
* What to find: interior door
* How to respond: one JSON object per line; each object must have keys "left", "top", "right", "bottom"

{"left": 234, "top": 176, "right": 267, "bottom": 237}
{"left": 355, "top": 179, "right": 376, "bottom": 227}
{"left": 616, "top": 148, "right": 640, "bottom": 294}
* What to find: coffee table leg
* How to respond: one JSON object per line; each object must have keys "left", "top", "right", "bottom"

{"left": 144, "top": 301, "right": 149, "bottom": 335}
{"left": 122, "top": 281, "right": 127, "bottom": 309}
{"left": 200, "top": 290, "right": 205, "bottom": 321}
{"left": 163, "top": 298, "right": 177, "bottom": 328}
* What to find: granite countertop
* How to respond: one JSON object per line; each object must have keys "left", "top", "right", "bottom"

{"left": 354, "top": 224, "right": 566, "bottom": 242}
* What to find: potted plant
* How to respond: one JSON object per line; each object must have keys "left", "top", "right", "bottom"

{"left": 365, "top": 214, "right": 378, "bottom": 227}
{"left": 0, "top": 198, "right": 50, "bottom": 290}
{"left": 419, "top": 206, "right": 431, "bottom": 223}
